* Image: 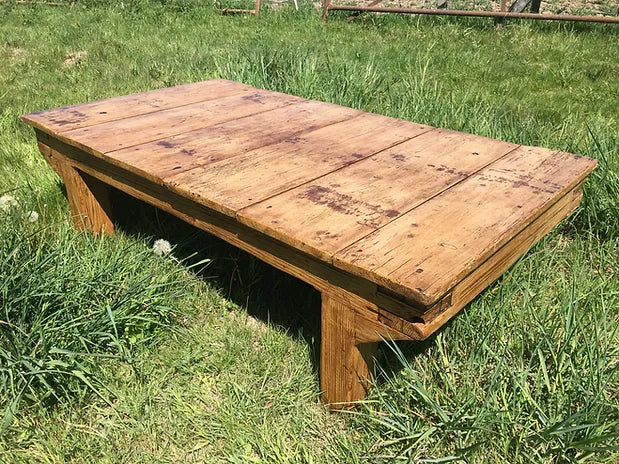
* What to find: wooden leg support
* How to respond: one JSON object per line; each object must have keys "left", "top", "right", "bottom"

{"left": 320, "top": 293, "right": 379, "bottom": 410}
{"left": 64, "top": 169, "right": 114, "bottom": 235}
{"left": 39, "top": 144, "right": 114, "bottom": 235}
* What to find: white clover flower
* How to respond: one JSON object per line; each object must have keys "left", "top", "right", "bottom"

{"left": 27, "top": 211, "right": 39, "bottom": 223}
{"left": 0, "top": 194, "right": 18, "bottom": 212}
{"left": 153, "top": 238, "right": 172, "bottom": 256}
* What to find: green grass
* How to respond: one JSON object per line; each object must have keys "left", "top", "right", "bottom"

{"left": 0, "top": 1, "right": 617, "bottom": 462}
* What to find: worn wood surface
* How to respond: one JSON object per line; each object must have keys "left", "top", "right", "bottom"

{"left": 22, "top": 79, "right": 597, "bottom": 407}
{"left": 39, "top": 143, "right": 114, "bottom": 234}
{"left": 23, "top": 79, "right": 254, "bottom": 135}
{"left": 169, "top": 113, "right": 430, "bottom": 218}
{"left": 109, "top": 100, "right": 361, "bottom": 181}
{"left": 334, "top": 146, "right": 596, "bottom": 306}
{"left": 59, "top": 90, "right": 304, "bottom": 155}
{"left": 321, "top": 292, "right": 378, "bottom": 408}
{"left": 238, "top": 129, "right": 517, "bottom": 260}
{"left": 22, "top": 78, "right": 597, "bottom": 314}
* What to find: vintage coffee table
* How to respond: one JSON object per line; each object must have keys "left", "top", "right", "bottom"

{"left": 22, "top": 79, "right": 597, "bottom": 409}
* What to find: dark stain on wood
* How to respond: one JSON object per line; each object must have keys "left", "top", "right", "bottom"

{"left": 300, "top": 185, "right": 400, "bottom": 227}
{"left": 480, "top": 171, "right": 561, "bottom": 195}
{"left": 242, "top": 93, "right": 264, "bottom": 104}
{"left": 156, "top": 140, "right": 176, "bottom": 149}
{"left": 48, "top": 110, "right": 89, "bottom": 127}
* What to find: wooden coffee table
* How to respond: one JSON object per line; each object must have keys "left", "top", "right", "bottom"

{"left": 22, "top": 79, "right": 597, "bottom": 409}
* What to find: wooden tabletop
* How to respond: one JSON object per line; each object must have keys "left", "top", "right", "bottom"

{"left": 22, "top": 79, "right": 597, "bottom": 310}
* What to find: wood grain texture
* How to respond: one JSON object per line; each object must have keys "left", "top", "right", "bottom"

{"left": 58, "top": 90, "right": 305, "bottom": 155}
{"left": 413, "top": 182, "right": 585, "bottom": 337}
{"left": 238, "top": 129, "right": 517, "bottom": 260}
{"left": 167, "top": 112, "right": 431, "bottom": 218}
{"left": 321, "top": 293, "right": 378, "bottom": 409}
{"left": 335, "top": 146, "right": 597, "bottom": 306}
{"left": 21, "top": 79, "right": 253, "bottom": 135}
{"left": 39, "top": 143, "right": 114, "bottom": 234}
{"left": 105, "top": 100, "right": 362, "bottom": 181}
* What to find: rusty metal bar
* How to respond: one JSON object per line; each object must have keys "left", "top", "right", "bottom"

{"left": 347, "top": 0, "right": 383, "bottom": 21}
{"left": 326, "top": 5, "right": 619, "bottom": 24}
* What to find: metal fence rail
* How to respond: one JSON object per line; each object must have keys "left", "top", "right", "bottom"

{"left": 322, "top": 1, "right": 619, "bottom": 24}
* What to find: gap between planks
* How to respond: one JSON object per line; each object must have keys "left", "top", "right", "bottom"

{"left": 56, "top": 92, "right": 307, "bottom": 156}
{"left": 332, "top": 148, "right": 596, "bottom": 305}
{"left": 21, "top": 80, "right": 254, "bottom": 136}
{"left": 101, "top": 109, "right": 367, "bottom": 186}
{"left": 223, "top": 127, "right": 439, "bottom": 222}
{"left": 82, "top": 113, "right": 436, "bottom": 225}
{"left": 235, "top": 136, "right": 521, "bottom": 263}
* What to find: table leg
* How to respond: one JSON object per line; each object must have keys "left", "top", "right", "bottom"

{"left": 66, "top": 168, "right": 114, "bottom": 235}
{"left": 321, "top": 292, "right": 379, "bottom": 409}
{"left": 39, "top": 145, "right": 114, "bottom": 235}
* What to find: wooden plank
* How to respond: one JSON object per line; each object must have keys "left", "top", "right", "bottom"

{"left": 237, "top": 129, "right": 518, "bottom": 262}
{"left": 39, "top": 143, "right": 114, "bottom": 234}
{"left": 413, "top": 182, "right": 584, "bottom": 337}
{"left": 166, "top": 113, "right": 432, "bottom": 218}
{"left": 105, "top": 100, "right": 362, "bottom": 181}
{"left": 321, "top": 293, "right": 377, "bottom": 409}
{"left": 56, "top": 90, "right": 305, "bottom": 155}
{"left": 21, "top": 79, "right": 253, "bottom": 135}
{"left": 334, "top": 146, "right": 597, "bottom": 307}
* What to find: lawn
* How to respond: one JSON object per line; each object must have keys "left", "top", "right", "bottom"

{"left": 0, "top": 1, "right": 618, "bottom": 462}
